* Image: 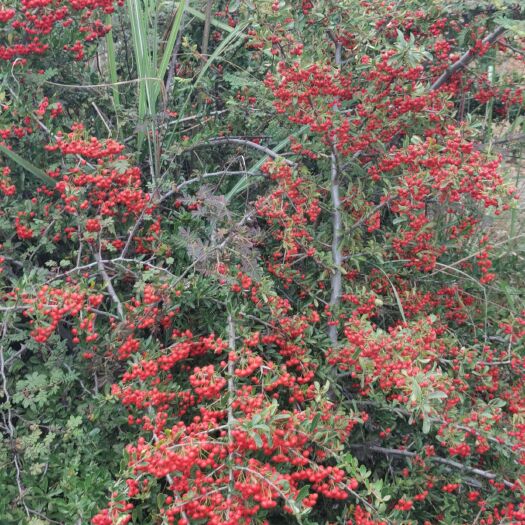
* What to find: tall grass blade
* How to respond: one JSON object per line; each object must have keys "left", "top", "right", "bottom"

{"left": 105, "top": 14, "right": 121, "bottom": 111}
{"left": 0, "top": 144, "right": 56, "bottom": 187}
{"left": 127, "top": 0, "right": 154, "bottom": 149}
{"left": 190, "top": 21, "right": 249, "bottom": 103}
{"left": 164, "top": 21, "right": 249, "bottom": 151}
{"left": 156, "top": 0, "right": 187, "bottom": 102}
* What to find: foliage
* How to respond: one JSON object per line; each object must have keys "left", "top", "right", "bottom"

{"left": 0, "top": 0, "right": 524, "bottom": 524}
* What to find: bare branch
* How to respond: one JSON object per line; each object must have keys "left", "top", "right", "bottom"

{"left": 157, "top": 170, "right": 261, "bottom": 205}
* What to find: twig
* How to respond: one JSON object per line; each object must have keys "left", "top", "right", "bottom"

{"left": 63, "top": 363, "right": 92, "bottom": 396}
{"left": 92, "top": 102, "right": 112, "bottom": 137}
{"left": 234, "top": 466, "right": 296, "bottom": 510}
{"left": 0, "top": 305, "right": 29, "bottom": 312}
{"left": 26, "top": 508, "right": 63, "bottom": 524}
{"left": 430, "top": 234, "right": 525, "bottom": 277}
{"left": 350, "top": 398, "right": 525, "bottom": 455}
{"left": 45, "top": 77, "right": 166, "bottom": 92}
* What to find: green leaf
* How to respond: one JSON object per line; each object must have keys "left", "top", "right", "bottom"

{"left": 495, "top": 17, "right": 525, "bottom": 37}
{"left": 309, "top": 413, "right": 321, "bottom": 432}
{"left": 295, "top": 485, "right": 310, "bottom": 504}
{"left": 252, "top": 432, "right": 263, "bottom": 448}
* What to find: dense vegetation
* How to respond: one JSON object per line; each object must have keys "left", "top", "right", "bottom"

{"left": 0, "top": 1, "right": 524, "bottom": 524}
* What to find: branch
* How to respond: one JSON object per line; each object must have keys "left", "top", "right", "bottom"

{"left": 430, "top": 26, "right": 506, "bottom": 91}
{"left": 157, "top": 170, "right": 261, "bottom": 204}
{"left": 94, "top": 252, "right": 124, "bottom": 320}
{"left": 328, "top": 41, "right": 344, "bottom": 346}
{"left": 478, "top": 133, "right": 525, "bottom": 151}
{"left": 430, "top": 234, "right": 525, "bottom": 277}
{"left": 147, "top": 407, "right": 189, "bottom": 523}
{"left": 120, "top": 167, "right": 176, "bottom": 260}
{"left": 328, "top": 148, "right": 343, "bottom": 345}
{"left": 497, "top": 40, "right": 525, "bottom": 58}
{"left": 201, "top": 0, "right": 213, "bottom": 56}
{"left": 345, "top": 198, "right": 391, "bottom": 235}
{"left": 197, "top": 137, "right": 296, "bottom": 165}
{"left": 354, "top": 444, "right": 516, "bottom": 489}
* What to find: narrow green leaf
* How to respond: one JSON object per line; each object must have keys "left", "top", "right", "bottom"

{"left": 0, "top": 144, "right": 55, "bottom": 187}
{"left": 295, "top": 485, "right": 310, "bottom": 505}
{"left": 176, "top": 21, "right": 250, "bottom": 124}
{"left": 156, "top": 0, "right": 187, "bottom": 99}
{"left": 252, "top": 432, "right": 263, "bottom": 448}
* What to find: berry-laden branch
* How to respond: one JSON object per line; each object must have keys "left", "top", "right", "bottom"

{"left": 226, "top": 314, "right": 236, "bottom": 521}
{"left": 430, "top": 26, "right": 506, "bottom": 91}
